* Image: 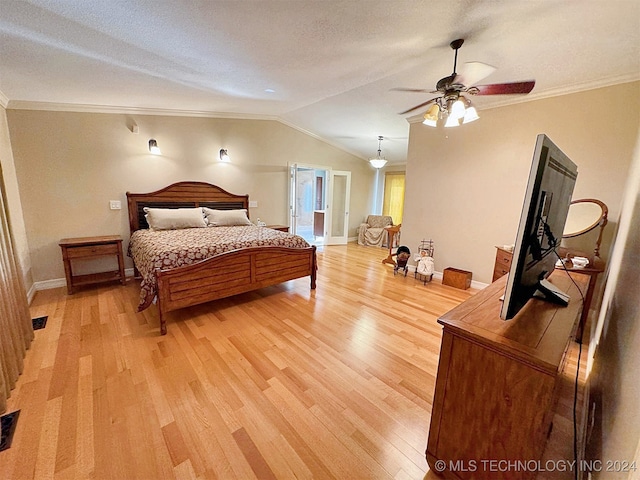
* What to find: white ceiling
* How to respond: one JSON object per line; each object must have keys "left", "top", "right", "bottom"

{"left": 1, "top": 0, "right": 639, "bottom": 164}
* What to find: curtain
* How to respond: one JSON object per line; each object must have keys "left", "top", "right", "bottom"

{"left": 382, "top": 172, "right": 406, "bottom": 225}
{"left": 0, "top": 163, "right": 33, "bottom": 413}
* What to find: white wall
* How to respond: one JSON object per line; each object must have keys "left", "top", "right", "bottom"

{"left": 587, "top": 128, "right": 640, "bottom": 477}
{"left": 6, "top": 111, "right": 374, "bottom": 283}
{"left": 402, "top": 82, "right": 640, "bottom": 285}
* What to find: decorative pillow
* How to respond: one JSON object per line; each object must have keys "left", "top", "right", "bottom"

{"left": 143, "top": 207, "right": 207, "bottom": 230}
{"left": 203, "top": 208, "right": 252, "bottom": 226}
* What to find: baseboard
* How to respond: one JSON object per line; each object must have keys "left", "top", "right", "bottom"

{"left": 33, "top": 268, "right": 136, "bottom": 292}
{"left": 470, "top": 279, "right": 489, "bottom": 290}
{"left": 33, "top": 278, "right": 67, "bottom": 291}
{"left": 30, "top": 266, "right": 489, "bottom": 293}
{"left": 26, "top": 284, "right": 37, "bottom": 304}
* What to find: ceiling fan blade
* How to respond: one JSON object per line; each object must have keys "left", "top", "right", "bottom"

{"left": 390, "top": 87, "right": 432, "bottom": 93}
{"left": 473, "top": 80, "right": 535, "bottom": 95}
{"left": 457, "top": 62, "right": 496, "bottom": 87}
{"left": 399, "top": 98, "right": 437, "bottom": 115}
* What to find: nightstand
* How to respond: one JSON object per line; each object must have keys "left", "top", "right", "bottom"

{"left": 59, "top": 235, "right": 126, "bottom": 294}
{"left": 266, "top": 225, "right": 289, "bottom": 232}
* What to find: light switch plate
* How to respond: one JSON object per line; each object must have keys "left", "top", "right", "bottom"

{"left": 249, "top": 200, "right": 258, "bottom": 208}
{"left": 109, "top": 200, "right": 122, "bottom": 210}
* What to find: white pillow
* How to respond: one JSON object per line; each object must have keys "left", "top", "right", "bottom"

{"left": 203, "top": 208, "right": 252, "bottom": 226}
{"left": 143, "top": 207, "right": 207, "bottom": 230}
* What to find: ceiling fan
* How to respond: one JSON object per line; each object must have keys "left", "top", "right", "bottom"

{"left": 394, "top": 39, "right": 535, "bottom": 127}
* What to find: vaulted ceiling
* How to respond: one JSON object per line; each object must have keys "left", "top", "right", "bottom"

{"left": 1, "top": 0, "right": 638, "bottom": 164}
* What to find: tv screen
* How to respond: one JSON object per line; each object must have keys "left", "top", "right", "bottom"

{"left": 500, "top": 134, "right": 578, "bottom": 320}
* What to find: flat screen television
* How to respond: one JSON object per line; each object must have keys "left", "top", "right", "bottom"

{"left": 500, "top": 134, "right": 578, "bottom": 320}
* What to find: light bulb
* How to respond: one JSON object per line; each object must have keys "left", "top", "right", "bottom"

{"left": 450, "top": 99, "right": 466, "bottom": 119}
{"left": 463, "top": 106, "right": 480, "bottom": 124}
{"left": 444, "top": 114, "right": 460, "bottom": 128}
{"left": 423, "top": 104, "right": 439, "bottom": 127}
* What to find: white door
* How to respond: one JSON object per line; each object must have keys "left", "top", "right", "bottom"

{"left": 326, "top": 170, "right": 351, "bottom": 245}
{"left": 289, "top": 163, "right": 299, "bottom": 235}
{"left": 289, "top": 163, "right": 328, "bottom": 244}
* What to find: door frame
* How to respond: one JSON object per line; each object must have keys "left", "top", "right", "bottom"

{"left": 325, "top": 170, "right": 351, "bottom": 245}
{"left": 288, "top": 162, "right": 330, "bottom": 244}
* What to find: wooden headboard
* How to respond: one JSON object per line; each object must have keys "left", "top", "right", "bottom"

{"left": 126, "top": 181, "right": 249, "bottom": 233}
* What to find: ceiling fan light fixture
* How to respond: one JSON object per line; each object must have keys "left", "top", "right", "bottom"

{"left": 450, "top": 99, "right": 466, "bottom": 119}
{"left": 444, "top": 113, "right": 461, "bottom": 128}
{"left": 462, "top": 105, "right": 479, "bottom": 124}
{"left": 396, "top": 38, "right": 536, "bottom": 131}
{"left": 423, "top": 104, "right": 439, "bottom": 127}
{"left": 422, "top": 117, "right": 438, "bottom": 128}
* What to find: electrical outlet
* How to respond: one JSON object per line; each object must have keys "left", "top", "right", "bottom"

{"left": 109, "top": 200, "right": 121, "bottom": 210}
{"left": 249, "top": 200, "right": 258, "bottom": 208}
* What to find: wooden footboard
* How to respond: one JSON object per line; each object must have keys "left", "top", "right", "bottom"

{"left": 155, "top": 245, "right": 317, "bottom": 334}
{"left": 127, "top": 181, "right": 318, "bottom": 335}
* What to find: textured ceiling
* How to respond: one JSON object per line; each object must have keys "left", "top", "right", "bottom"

{"left": 1, "top": 0, "right": 639, "bottom": 164}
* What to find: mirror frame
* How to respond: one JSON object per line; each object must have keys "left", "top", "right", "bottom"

{"left": 563, "top": 198, "right": 608, "bottom": 257}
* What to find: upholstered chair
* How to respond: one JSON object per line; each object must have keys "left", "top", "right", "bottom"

{"left": 357, "top": 215, "right": 393, "bottom": 247}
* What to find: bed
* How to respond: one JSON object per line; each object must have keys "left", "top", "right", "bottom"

{"left": 126, "top": 181, "right": 317, "bottom": 335}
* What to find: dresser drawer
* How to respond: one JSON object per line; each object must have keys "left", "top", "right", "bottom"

{"left": 493, "top": 247, "right": 514, "bottom": 282}
{"left": 66, "top": 243, "right": 119, "bottom": 259}
{"left": 493, "top": 266, "right": 511, "bottom": 282}
{"left": 495, "top": 250, "right": 513, "bottom": 269}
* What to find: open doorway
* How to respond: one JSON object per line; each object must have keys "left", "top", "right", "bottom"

{"left": 289, "top": 165, "right": 351, "bottom": 245}
{"left": 290, "top": 164, "right": 327, "bottom": 245}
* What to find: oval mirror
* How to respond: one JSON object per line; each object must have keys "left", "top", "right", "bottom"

{"left": 562, "top": 198, "right": 608, "bottom": 257}
{"left": 563, "top": 199, "right": 608, "bottom": 238}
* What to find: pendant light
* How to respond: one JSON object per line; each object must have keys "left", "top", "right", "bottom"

{"left": 369, "top": 136, "right": 388, "bottom": 169}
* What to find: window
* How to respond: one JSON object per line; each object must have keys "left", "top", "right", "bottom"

{"left": 382, "top": 172, "right": 405, "bottom": 225}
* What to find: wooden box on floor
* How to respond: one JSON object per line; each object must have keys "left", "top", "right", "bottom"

{"left": 442, "top": 267, "right": 472, "bottom": 290}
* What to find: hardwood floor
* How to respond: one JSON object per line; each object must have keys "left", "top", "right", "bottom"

{"left": 2, "top": 243, "right": 585, "bottom": 479}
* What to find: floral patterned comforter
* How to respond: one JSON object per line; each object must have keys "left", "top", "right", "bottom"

{"left": 128, "top": 226, "right": 310, "bottom": 311}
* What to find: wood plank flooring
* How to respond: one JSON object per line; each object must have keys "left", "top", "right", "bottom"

{"left": 1, "top": 243, "right": 585, "bottom": 479}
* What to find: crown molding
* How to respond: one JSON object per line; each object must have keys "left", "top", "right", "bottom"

{"left": 5, "top": 99, "right": 369, "bottom": 161}
{"left": 407, "top": 74, "right": 640, "bottom": 124}
{"left": 276, "top": 117, "right": 367, "bottom": 160}
{"left": 5, "top": 100, "right": 279, "bottom": 121}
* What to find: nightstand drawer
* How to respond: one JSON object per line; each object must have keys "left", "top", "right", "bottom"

{"left": 66, "top": 243, "right": 119, "bottom": 259}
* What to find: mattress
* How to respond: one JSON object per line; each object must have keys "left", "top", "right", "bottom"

{"left": 128, "top": 225, "right": 310, "bottom": 311}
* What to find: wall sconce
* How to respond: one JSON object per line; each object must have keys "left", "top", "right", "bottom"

{"left": 148, "top": 139, "right": 161, "bottom": 155}
{"left": 219, "top": 149, "right": 230, "bottom": 162}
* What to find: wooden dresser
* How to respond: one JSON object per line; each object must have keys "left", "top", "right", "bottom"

{"left": 492, "top": 246, "right": 513, "bottom": 282}
{"left": 426, "top": 271, "right": 588, "bottom": 480}
{"left": 491, "top": 245, "right": 603, "bottom": 342}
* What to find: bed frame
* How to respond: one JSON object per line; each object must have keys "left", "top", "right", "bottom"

{"left": 126, "top": 181, "right": 317, "bottom": 335}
